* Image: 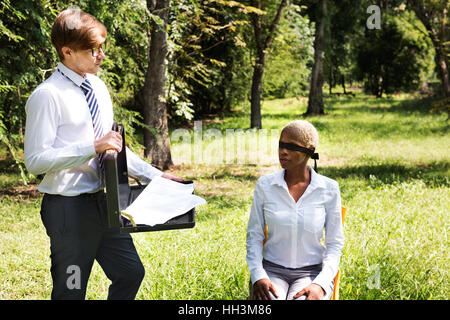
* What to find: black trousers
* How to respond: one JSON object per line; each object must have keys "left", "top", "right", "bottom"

{"left": 40, "top": 191, "right": 145, "bottom": 300}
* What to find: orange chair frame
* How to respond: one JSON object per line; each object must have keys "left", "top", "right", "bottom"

{"left": 330, "top": 206, "right": 346, "bottom": 300}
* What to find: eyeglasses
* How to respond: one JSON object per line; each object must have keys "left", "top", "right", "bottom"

{"left": 91, "top": 43, "right": 106, "bottom": 57}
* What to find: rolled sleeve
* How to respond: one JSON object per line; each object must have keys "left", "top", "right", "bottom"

{"left": 126, "top": 147, "right": 163, "bottom": 182}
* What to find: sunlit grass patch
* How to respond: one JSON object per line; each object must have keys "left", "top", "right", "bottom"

{"left": 1, "top": 93, "right": 448, "bottom": 299}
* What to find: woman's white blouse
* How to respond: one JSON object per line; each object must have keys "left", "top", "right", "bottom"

{"left": 246, "top": 167, "right": 344, "bottom": 296}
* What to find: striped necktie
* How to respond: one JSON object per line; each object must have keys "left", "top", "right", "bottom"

{"left": 80, "top": 78, "right": 105, "bottom": 170}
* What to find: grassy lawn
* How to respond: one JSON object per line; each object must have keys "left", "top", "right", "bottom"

{"left": 0, "top": 92, "right": 448, "bottom": 300}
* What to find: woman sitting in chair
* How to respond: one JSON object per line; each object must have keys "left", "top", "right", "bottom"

{"left": 246, "top": 120, "right": 344, "bottom": 300}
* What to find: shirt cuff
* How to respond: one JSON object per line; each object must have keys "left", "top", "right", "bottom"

{"left": 250, "top": 268, "right": 270, "bottom": 285}
{"left": 125, "top": 147, "right": 163, "bottom": 182}
{"left": 148, "top": 168, "right": 163, "bottom": 180}
{"left": 312, "top": 275, "right": 332, "bottom": 298}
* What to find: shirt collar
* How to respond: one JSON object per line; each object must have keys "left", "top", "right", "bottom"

{"left": 271, "top": 166, "right": 327, "bottom": 190}
{"left": 309, "top": 166, "right": 327, "bottom": 189}
{"left": 57, "top": 62, "right": 85, "bottom": 87}
{"left": 271, "top": 169, "right": 286, "bottom": 187}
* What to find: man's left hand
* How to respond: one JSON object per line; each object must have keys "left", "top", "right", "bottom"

{"left": 161, "top": 173, "right": 184, "bottom": 182}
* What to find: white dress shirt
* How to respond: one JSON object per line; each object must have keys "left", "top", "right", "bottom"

{"left": 246, "top": 167, "right": 344, "bottom": 296}
{"left": 24, "top": 62, "right": 162, "bottom": 196}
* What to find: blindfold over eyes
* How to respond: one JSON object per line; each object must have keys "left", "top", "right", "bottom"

{"left": 279, "top": 141, "right": 319, "bottom": 172}
{"left": 278, "top": 141, "right": 319, "bottom": 160}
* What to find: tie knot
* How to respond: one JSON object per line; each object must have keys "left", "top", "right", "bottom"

{"left": 82, "top": 79, "right": 92, "bottom": 88}
{"left": 80, "top": 79, "right": 93, "bottom": 95}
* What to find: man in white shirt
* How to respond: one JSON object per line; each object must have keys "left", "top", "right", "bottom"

{"left": 24, "top": 8, "right": 179, "bottom": 299}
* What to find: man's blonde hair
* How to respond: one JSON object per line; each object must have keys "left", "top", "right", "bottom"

{"left": 51, "top": 8, "right": 106, "bottom": 61}
{"left": 281, "top": 120, "right": 319, "bottom": 150}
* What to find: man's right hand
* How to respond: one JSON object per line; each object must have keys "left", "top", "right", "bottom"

{"left": 253, "top": 278, "right": 278, "bottom": 300}
{"left": 94, "top": 130, "right": 122, "bottom": 154}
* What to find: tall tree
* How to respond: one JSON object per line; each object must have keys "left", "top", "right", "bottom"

{"left": 142, "top": 0, "right": 173, "bottom": 170}
{"left": 263, "top": 4, "right": 315, "bottom": 99}
{"left": 164, "top": 0, "right": 250, "bottom": 122}
{"left": 408, "top": 0, "right": 449, "bottom": 98}
{"left": 249, "top": 0, "right": 288, "bottom": 129}
{"left": 305, "top": 0, "right": 327, "bottom": 115}
{"left": 324, "top": 0, "right": 361, "bottom": 95}
{"left": 354, "top": 10, "right": 434, "bottom": 98}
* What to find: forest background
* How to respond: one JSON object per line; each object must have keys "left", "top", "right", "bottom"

{"left": 0, "top": 0, "right": 448, "bottom": 300}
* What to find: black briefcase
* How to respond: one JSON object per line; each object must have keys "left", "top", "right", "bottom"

{"left": 103, "top": 122, "right": 195, "bottom": 234}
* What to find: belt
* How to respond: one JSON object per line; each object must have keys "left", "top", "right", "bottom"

{"left": 263, "top": 259, "right": 322, "bottom": 271}
{"left": 44, "top": 189, "right": 104, "bottom": 199}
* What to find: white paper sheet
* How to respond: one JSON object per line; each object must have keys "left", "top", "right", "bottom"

{"left": 121, "top": 176, "right": 206, "bottom": 227}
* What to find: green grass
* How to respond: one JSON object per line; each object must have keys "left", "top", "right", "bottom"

{"left": 0, "top": 92, "right": 448, "bottom": 299}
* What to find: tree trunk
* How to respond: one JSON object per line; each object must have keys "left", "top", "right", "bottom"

{"left": 431, "top": 31, "right": 450, "bottom": 98}
{"left": 328, "top": 67, "right": 333, "bottom": 95}
{"left": 410, "top": 2, "right": 449, "bottom": 98}
{"left": 250, "top": 51, "right": 265, "bottom": 129}
{"left": 377, "top": 73, "right": 383, "bottom": 98}
{"left": 341, "top": 74, "right": 347, "bottom": 94}
{"left": 436, "top": 52, "right": 450, "bottom": 98}
{"left": 423, "top": 13, "right": 449, "bottom": 98}
{"left": 249, "top": 0, "right": 288, "bottom": 128}
{"left": 142, "top": 0, "right": 173, "bottom": 170}
{"left": 306, "top": 0, "right": 327, "bottom": 115}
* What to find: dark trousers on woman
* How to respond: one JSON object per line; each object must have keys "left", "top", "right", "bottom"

{"left": 40, "top": 191, "right": 145, "bottom": 300}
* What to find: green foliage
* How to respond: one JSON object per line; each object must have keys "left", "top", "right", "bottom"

{"left": 88, "top": 0, "right": 151, "bottom": 152}
{"left": 354, "top": 9, "right": 435, "bottom": 97}
{"left": 166, "top": 0, "right": 252, "bottom": 122}
{"left": 0, "top": 0, "right": 151, "bottom": 158}
{"left": 0, "top": 114, "right": 28, "bottom": 185}
{"left": 0, "top": 0, "right": 60, "bottom": 182}
{"left": 263, "top": 4, "right": 314, "bottom": 99}
{"left": 323, "top": 0, "right": 364, "bottom": 93}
